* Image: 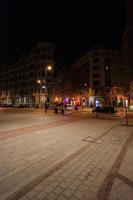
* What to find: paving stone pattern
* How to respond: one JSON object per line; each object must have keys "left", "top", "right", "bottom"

{"left": 22, "top": 126, "right": 133, "bottom": 200}
{"left": 0, "top": 111, "right": 133, "bottom": 200}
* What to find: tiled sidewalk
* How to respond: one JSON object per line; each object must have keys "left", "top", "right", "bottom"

{"left": 0, "top": 113, "right": 133, "bottom": 200}
{"left": 21, "top": 125, "right": 132, "bottom": 200}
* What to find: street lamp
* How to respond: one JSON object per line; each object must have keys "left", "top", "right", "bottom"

{"left": 37, "top": 80, "right": 41, "bottom": 107}
{"left": 37, "top": 80, "right": 41, "bottom": 84}
{"left": 46, "top": 65, "right": 53, "bottom": 106}
{"left": 47, "top": 65, "right": 52, "bottom": 71}
{"left": 80, "top": 83, "right": 88, "bottom": 110}
{"left": 37, "top": 79, "right": 47, "bottom": 108}
{"left": 36, "top": 65, "right": 53, "bottom": 108}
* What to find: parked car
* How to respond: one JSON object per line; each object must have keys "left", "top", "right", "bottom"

{"left": 92, "top": 106, "right": 117, "bottom": 114}
{"left": 19, "top": 104, "right": 30, "bottom": 108}
{"left": 13, "top": 104, "right": 29, "bottom": 108}
{"left": 2, "top": 104, "right": 8, "bottom": 107}
{"left": 6, "top": 104, "right": 13, "bottom": 107}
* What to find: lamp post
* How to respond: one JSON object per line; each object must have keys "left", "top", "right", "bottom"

{"left": 81, "top": 83, "right": 88, "bottom": 110}
{"left": 37, "top": 79, "right": 47, "bottom": 107}
{"left": 47, "top": 65, "right": 52, "bottom": 71}
{"left": 37, "top": 79, "right": 41, "bottom": 107}
{"left": 36, "top": 65, "right": 53, "bottom": 108}
{"left": 45, "top": 65, "right": 53, "bottom": 106}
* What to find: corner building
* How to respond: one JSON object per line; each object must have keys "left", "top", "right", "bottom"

{"left": 123, "top": 0, "right": 133, "bottom": 110}
{"left": 0, "top": 42, "right": 55, "bottom": 107}
{"left": 53, "top": 47, "right": 124, "bottom": 108}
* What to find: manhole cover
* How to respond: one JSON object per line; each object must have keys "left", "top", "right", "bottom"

{"left": 83, "top": 136, "right": 95, "bottom": 142}
{"left": 83, "top": 136, "right": 103, "bottom": 144}
{"left": 94, "top": 139, "right": 103, "bottom": 144}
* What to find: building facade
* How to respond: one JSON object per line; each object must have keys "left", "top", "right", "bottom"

{"left": 53, "top": 47, "right": 125, "bottom": 108}
{"left": 123, "top": 0, "right": 133, "bottom": 110}
{"left": 53, "top": 66, "right": 73, "bottom": 103}
{"left": 0, "top": 42, "right": 55, "bottom": 107}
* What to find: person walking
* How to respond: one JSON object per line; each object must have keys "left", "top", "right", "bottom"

{"left": 45, "top": 102, "right": 48, "bottom": 113}
{"left": 61, "top": 104, "right": 64, "bottom": 115}
{"left": 54, "top": 104, "right": 58, "bottom": 114}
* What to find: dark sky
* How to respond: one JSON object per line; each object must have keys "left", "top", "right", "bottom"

{"left": 0, "top": 0, "right": 124, "bottom": 69}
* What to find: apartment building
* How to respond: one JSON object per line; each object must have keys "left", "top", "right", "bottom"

{"left": 0, "top": 42, "right": 55, "bottom": 107}
{"left": 53, "top": 66, "right": 73, "bottom": 103}
{"left": 53, "top": 47, "right": 124, "bottom": 108}
{"left": 123, "top": 0, "right": 133, "bottom": 110}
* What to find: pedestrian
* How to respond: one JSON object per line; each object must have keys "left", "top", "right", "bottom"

{"left": 55, "top": 105, "right": 58, "bottom": 114}
{"left": 61, "top": 104, "right": 64, "bottom": 115}
{"left": 54, "top": 104, "right": 58, "bottom": 114}
{"left": 74, "top": 105, "right": 78, "bottom": 111}
{"left": 45, "top": 102, "right": 48, "bottom": 113}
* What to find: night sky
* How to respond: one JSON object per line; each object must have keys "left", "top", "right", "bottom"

{"left": 0, "top": 0, "right": 124, "bottom": 70}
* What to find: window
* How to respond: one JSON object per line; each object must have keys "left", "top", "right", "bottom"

{"left": 112, "top": 53, "right": 115, "bottom": 57}
{"left": 93, "top": 52, "right": 99, "bottom": 57}
{"left": 30, "top": 80, "right": 33, "bottom": 85}
{"left": 93, "top": 58, "right": 99, "bottom": 63}
{"left": 26, "top": 98, "right": 29, "bottom": 103}
{"left": 21, "top": 97, "right": 24, "bottom": 103}
{"left": 93, "top": 65, "right": 99, "bottom": 71}
{"left": 41, "top": 55, "right": 46, "bottom": 59}
{"left": 93, "top": 73, "right": 99, "bottom": 78}
{"left": 42, "top": 71, "right": 45, "bottom": 76}
{"left": 104, "top": 58, "right": 111, "bottom": 66}
{"left": 93, "top": 81, "right": 99, "bottom": 86}
{"left": 105, "top": 52, "right": 109, "bottom": 56}
{"left": 47, "top": 55, "right": 51, "bottom": 60}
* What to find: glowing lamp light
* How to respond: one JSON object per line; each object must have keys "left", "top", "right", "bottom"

{"left": 106, "top": 66, "right": 109, "bottom": 70}
{"left": 125, "top": 99, "right": 128, "bottom": 108}
{"left": 37, "top": 80, "right": 41, "bottom": 84}
{"left": 47, "top": 65, "right": 52, "bottom": 71}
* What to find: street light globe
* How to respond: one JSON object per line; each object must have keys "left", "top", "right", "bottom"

{"left": 47, "top": 65, "right": 52, "bottom": 71}
{"left": 37, "top": 80, "right": 41, "bottom": 84}
{"left": 106, "top": 66, "right": 109, "bottom": 70}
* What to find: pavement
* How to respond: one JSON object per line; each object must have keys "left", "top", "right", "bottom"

{"left": 0, "top": 108, "right": 133, "bottom": 200}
